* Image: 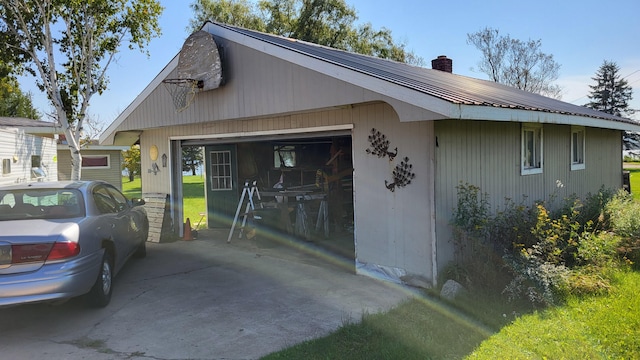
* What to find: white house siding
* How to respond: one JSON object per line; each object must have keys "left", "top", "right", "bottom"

{"left": 0, "top": 128, "right": 57, "bottom": 186}
{"left": 137, "top": 102, "right": 436, "bottom": 283}
{"left": 434, "top": 120, "right": 623, "bottom": 269}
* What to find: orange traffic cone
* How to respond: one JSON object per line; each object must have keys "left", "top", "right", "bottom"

{"left": 183, "top": 218, "right": 193, "bottom": 241}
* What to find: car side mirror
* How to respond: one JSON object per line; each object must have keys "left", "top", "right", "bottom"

{"left": 131, "top": 198, "right": 146, "bottom": 206}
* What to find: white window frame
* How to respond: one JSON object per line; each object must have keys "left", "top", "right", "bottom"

{"left": 2, "top": 159, "right": 10, "bottom": 175}
{"left": 209, "top": 150, "right": 233, "bottom": 191}
{"left": 81, "top": 155, "right": 111, "bottom": 169}
{"left": 521, "top": 124, "right": 543, "bottom": 175}
{"left": 571, "top": 126, "right": 585, "bottom": 171}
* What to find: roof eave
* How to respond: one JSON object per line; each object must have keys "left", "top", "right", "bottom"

{"left": 456, "top": 105, "right": 640, "bottom": 131}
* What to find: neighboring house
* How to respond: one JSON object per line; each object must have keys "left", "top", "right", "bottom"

{"left": 99, "top": 22, "right": 640, "bottom": 286}
{"left": 0, "top": 117, "right": 59, "bottom": 186}
{"left": 0, "top": 117, "right": 127, "bottom": 189}
{"left": 57, "top": 140, "right": 129, "bottom": 190}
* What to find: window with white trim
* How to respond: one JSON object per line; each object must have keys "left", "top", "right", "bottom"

{"left": 82, "top": 155, "right": 111, "bottom": 169}
{"left": 2, "top": 159, "right": 10, "bottom": 175}
{"left": 210, "top": 150, "right": 233, "bottom": 190}
{"left": 521, "top": 124, "right": 543, "bottom": 175}
{"left": 571, "top": 126, "right": 585, "bottom": 170}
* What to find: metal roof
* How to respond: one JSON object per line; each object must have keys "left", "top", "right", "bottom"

{"left": 0, "top": 117, "right": 58, "bottom": 128}
{"left": 219, "top": 23, "right": 638, "bottom": 127}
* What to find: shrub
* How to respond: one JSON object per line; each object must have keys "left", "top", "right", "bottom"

{"left": 605, "top": 190, "right": 640, "bottom": 268}
{"left": 450, "top": 184, "right": 624, "bottom": 307}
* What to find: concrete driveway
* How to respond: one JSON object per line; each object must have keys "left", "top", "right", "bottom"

{"left": 0, "top": 230, "right": 413, "bottom": 359}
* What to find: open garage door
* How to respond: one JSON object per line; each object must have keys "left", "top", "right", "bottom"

{"left": 182, "top": 131, "right": 354, "bottom": 259}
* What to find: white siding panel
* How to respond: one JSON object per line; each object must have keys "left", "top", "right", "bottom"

{"left": 0, "top": 128, "right": 57, "bottom": 186}
{"left": 352, "top": 103, "right": 435, "bottom": 280}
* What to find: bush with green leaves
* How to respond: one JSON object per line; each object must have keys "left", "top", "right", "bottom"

{"left": 605, "top": 190, "right": 640, "bottom": 268}
{"left": 450, "top": 183, "right": 628, "bottom": 307}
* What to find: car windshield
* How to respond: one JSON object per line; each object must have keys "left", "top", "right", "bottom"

{"left": 0, "top": 188, "right": 85, "bottom": 220}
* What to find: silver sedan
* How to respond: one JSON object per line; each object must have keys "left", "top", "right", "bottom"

{"left": 0, "top": 180, "right": 148, "bottom": 308}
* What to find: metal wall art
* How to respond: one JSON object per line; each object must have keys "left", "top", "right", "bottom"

{"left": 385, "top": 157, "right": 415, "bottom": 192}
{"left": 365, "top": 128, "right": 397, "bottom": 161}
{"left": 365, "top": 128, "right": 416, "bottom": 192}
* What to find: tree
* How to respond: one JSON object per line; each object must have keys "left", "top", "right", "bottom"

{"left": 467, "top": 27, "right": 562, "bottom": 99}
{"left": 189, "top": 0, "right": 423, "bottom": 65}
{"left": 0, "top": 62, "right": 40, "bottom": 119}
{"left": 0, "top": 0, "right": 163, "bottom": 180}
{"left": 182, "top": 146, "right": 203, "bottom": 175}
{"left": 585, "top": 60, "right": 634, "bottom": 117}
{"left": 122, "top": 145, "right": 141, "bottom": 182}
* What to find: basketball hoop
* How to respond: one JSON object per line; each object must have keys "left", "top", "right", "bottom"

{"left": 162, "top": 78, "right": 203, "bottom": 112}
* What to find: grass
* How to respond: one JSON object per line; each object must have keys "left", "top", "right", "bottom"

{"left": 469, "top": 270, "right": 640, "bottom": 359}
{"left": 122, "top": 175, "right": 207, "bottom": 229}
{"left": 624, "top": 167, "right": 640, "bottom": 201}
{"left": 261, "top": 269, "right": 640, "bottom": 359}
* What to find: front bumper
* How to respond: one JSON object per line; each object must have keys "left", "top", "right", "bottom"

{"left": 0, "top": 250, "right": 103, "bottom": 307}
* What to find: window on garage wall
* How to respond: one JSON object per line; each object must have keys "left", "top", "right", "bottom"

{"left": 521, "top": 124, "right": 543, "bottom": 175}
{"left": 571, "top": 126, "right": 585, "bottom": 171}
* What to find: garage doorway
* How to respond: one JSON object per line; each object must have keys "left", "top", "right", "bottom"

{"left": 178, "top": 133, "right": 355, "bottom": 260}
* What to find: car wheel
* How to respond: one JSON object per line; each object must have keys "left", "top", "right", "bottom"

{"left": 87, "top": 251, "right": 113, "bottom": 308}
{"left": 134, "top": 240, "right": 147, "bottom": 259}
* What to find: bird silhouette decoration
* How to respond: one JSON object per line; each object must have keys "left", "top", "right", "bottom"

{"left": 365, "top": 128, "right": 397, "bottom": 161}
{"left": 385, "top": 157, "right": 416, "bottom": 192}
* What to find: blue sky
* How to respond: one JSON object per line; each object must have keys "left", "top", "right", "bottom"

{"left": 21, "top": 0, "right": 640, "bottom": 126}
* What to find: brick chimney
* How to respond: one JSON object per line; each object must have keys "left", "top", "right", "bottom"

{"left": 431, "top": 55, "right": 452, "bottom": 73}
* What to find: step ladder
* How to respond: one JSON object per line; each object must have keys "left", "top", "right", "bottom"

{"left": 227, "top": 180, "right": 261, "bottom": 243}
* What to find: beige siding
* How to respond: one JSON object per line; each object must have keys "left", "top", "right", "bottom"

{"left": 116, "top": 42, "right": 387, "bottom": 135}
{"left": 434, "top": 120, "right": 624, "bottom": 268}
{"left": 58, "top": 150, "right": 124, "bottom": 189}
{"left": 140, "top": 102, "right": 437, "bottom": 282}
{"left": 351, "top": 103, "right": 435, "bottom": 280}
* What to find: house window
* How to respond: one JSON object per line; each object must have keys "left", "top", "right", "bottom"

{"left": 2, "top": 159, "right": 10, "bottom": 175}
{"left": 210, "top": 150, "right": 232, "bottom": 190}
{"left": 571, "top": 126, "right": 585, "bottom": 170}
{"left": 31, "top": 155, "right": 45, "bottom": 180}
{"left": 82, "top": 155, "right": 110, "bottom": 169}
{"left": 521, "top": 124, "right": 543, "bottom": 175}
{"left": 274, "top": 145, "right": 296, "bottom": 168}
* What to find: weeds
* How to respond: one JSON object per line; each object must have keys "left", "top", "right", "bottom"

{"left": 451, "top": 183, "right": 635, "bottom": 308}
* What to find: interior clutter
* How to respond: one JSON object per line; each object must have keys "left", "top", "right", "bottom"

{"left": 232, "top": 136, "right": 354, "bottom": 247}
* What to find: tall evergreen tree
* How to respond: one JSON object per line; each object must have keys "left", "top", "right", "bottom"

{"left": 585, "top": 60, "right": 634, "bottom": 118}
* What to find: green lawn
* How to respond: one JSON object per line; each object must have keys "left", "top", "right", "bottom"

{"left": 625, "top": 167, "right": 640, "bottom": 200}
{"left": 122, "top": 175, "right": 207, "bottom": 229}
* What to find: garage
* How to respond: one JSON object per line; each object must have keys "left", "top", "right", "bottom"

{"left": 101, "top": 21, "right": 438, "bottom": 286}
